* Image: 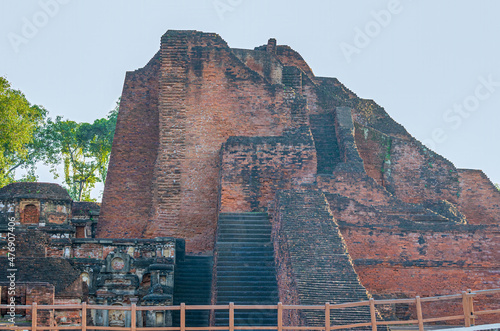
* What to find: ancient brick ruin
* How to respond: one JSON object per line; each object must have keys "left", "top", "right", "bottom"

{"left": 1, "top": 30, "right": 499, "bottom": 328}
{"left": 98, "top": 30, "right": 499, "bottom": 326}
{"left": 0, "top": 182, "right": 184, "bottom": 328}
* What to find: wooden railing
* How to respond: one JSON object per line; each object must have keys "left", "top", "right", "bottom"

{"left": 0, "top": 288, "right": 499, "bottom": 331}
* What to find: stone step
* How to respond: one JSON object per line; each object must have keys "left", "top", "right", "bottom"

{"left": 216, "top": 261, "right": 274, "bottom": 267}
{"left": 175, "top": 282, "right": 212, "bottom": 294}
{"left": 217, "top": 219, "right": 270, "bottom": 223}
{"left": 217, "top": 254, "right": 274, "bottom": 261}
{"left": 215, "top": 299, "right": 278, "bottom": 305}
{"left": 216, "top": 295, "right": 278, "bottom": 302}
{"left": 217, "top": 285, "right": 278, "bottom": 292}
{"left": 216, "top": 239, "right": 271, "bottom": 243}
{"left": 217, "top": 230, "right": 272, "bottom": 236}
{"left": 214, "top": 317, "right": 277, "bottom": 323}
{"left": 215, "top": 251, "right": 274, "bottom": 257}
{"left": 215, "top": 212, "right": 278, "bottom": 328}
{"left": 217, "top": 276, "right": 276, "bottom": 286}
{"left": 175, "top": 269, "right": 214, "bottom": 275}
{"left": 215, "top": 281, "right": 278, "bottom": 288}
{"left": 219, "top": 212, "right": 269, "bottom": 219}
{"left": 216, "top": 242, "right": 273, "bottom": 247}
{"left": 217, "top": 272, "right": 278, "bottom": 279}
{"left": 216, "top": 245, "right": 273, "bottom": 250}
{"left": 217, "top": 224, "right": 271, "bottom": 229}
{"left": 216, "top": 266, "right": 276, "bottom": 272}
{"left": 217, "top": 235, "right": 272, "bottom": 241}
{"left": 173, "top": 255, "right": 213, "bottom": 327}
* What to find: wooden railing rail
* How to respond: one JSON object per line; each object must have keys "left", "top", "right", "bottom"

{"left": 0, "top": 288, "right": 498, "bottom": 331}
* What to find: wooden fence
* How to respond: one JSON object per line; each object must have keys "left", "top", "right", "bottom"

{"left": 0, "top": 288, "right": 499, "bottom": 331}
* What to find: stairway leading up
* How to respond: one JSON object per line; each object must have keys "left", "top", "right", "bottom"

{"left": 274, "top": 190, "right": 387, "bottom": 330}
{"left": 214, "top": 212, "right": 279, "bottom": 327}
{"left": 310, "top": 112, "right": 342, "bottom": 174}
{"left": 173, "top": 255, "right": 213, "bottom": 327}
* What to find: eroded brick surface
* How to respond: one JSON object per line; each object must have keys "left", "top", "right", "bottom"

{"left": 220, "top": 128, "right": 316, "bottom": 213}
{"left": 458, "top": 169, "right": 500, "bottom": 225}
{"left": 271, "top": 190, "right": 386, "bottom": 329}
{"left": 95, "top": 30, "right": 500, "bottom": 325}
{"left": 98, "top": 52, "right": 161, "bottom": 239}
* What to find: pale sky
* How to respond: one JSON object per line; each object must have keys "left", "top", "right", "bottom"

{"left": 1, "top": 0, "right": 499, "bottom": 198}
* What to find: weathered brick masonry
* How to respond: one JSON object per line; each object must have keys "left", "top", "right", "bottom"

{"left": 99, "top": 30, "right": 500, "bottom": 323}
{"left": 99, "top": 52, "right": 161, "bottom": 238}
{"left": 100, "top": 31, "right": 306, "bottom": 251}
{"left": 220, "top": 127, "right": 316, "bottom": 213}
{"left": 458, "top": 169, "right": 500, "bottom": 225}
{"left": 271, "top": 190, "right": 386, "bottom": 328}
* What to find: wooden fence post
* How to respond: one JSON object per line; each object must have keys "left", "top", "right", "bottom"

{"left": 181, "top": 303, "right": 186, "bottom": 331}
{"left": 462, "top": 291, "right": 471, "bottom": 327}
{"left": 131, "top": 303, "right": 137, "bottom": 331}
{"left": 467, "top": 289, "right": 475, "bottom": 326}
{"left": 229, "top": 302, "right": 234, "bottom": 331}
{"left": 415, "top": 296, "right": 424, "bottom": 331}
{"left": 325, "top": 303, "right": 330, "bottom": 331}
{"left": 32, "top": 302, "right": 37, "bottom": 331}
{"left": 278, "top": 302, "right": 283, "bottom": 331}
{"left": 82, "top": 302, "right": 87, "bottom": 331}
{"left": 369, "top": 298, "right": 377, "bottom": 331}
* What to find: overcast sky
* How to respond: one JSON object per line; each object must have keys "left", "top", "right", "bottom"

{"left": 1, "top": 0, "right": 499, "bottom": 198}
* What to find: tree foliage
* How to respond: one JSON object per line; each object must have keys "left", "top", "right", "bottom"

{"left": 0, "top": 76, "right": 118, "bottom": 201}
{"left": 0, "top": 77, "right": 47, "bottom": 186}
{"left": 43, "top": 101, "right": 118, "bottom": 201}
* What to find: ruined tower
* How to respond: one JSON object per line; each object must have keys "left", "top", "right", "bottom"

{"left": 98, "top": 30, "right": 500, "bottom": 323}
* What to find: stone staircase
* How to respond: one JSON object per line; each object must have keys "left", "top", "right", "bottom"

{"left": 173, "top": 255, "right": 213, "bottom": 327}
{"left": 214, "top": 213, "right": 279, "bottom": 328}
{"left": 274, "top": 190, "right": 387, "bottom": 330}
{"left": 309, "top": 112, "right": 342, "bottom": 174}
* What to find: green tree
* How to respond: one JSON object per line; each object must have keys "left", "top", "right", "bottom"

{"left": 43, "top": 101, "right": 118, "bottom": 201}
{"left": 0, "top": 77, "right": 47, "bottom": 186}
{"left": 495, "top": 183, "right": 500, "bottom": 191}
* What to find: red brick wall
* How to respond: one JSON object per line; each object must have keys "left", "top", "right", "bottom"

{"left": 142, "top": 31, "right": 298, "bottom": 252}
{"left": 270, "top": 191, "right": 306, "bottom": 328}
{"left": 381, "top": 137, "right": 460, "bottom": 205}
{"left": 21, "top": 204, "right": 39, "bottom": 224}
{"left": 41, "top": 200, "right": 72, "bottom": 225}
{"left": 275, "top": 45, "right": 314, "bottom": 79}
{"left": 341, "top": 227, "right": 499, "bottom": 266}
{"left": 337, "top": 215, "right": 500, "bottom": 323}
{"left": 25, "top": 283, "right": 54, "bottom": 324}
{"left": 458, "top": 169, "right": 500, "bottom": 225}
{"left": 354, "top": 123, "right": 389, "bottom": 187}
{"left": 98, "top": 51, "right": 161, "bottom": 238}
{"left": 95, "top": 31, "right": 500, "bottom": 314}
{"left": 354, "top": 121, "right": 461, "bottom": 206}
{"left": 219, "top": 129, "right": 316, "bottom": 213}
{"left": 271, "top": 190, "right": 383, "bottom": 327}
{"left": 355, "top": 266, "right": 500, "bottom": 324}
{"left": 318, "top": 172, "right": 394, "bottom": 207}
{"left": 70, "top": 243, "right": 104, "bottom": 259}
{"left": 323, "top": 188, "right": 500, "bottom": 323}
{"left": 25, "top": 283, "right": 54, "bottom": 305}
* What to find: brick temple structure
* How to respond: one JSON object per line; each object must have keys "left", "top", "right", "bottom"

{"left": 97, "top": 30, "right": 499, "bottom": 326}
{"left": 1, "top": 30, "right": 498, "bottom": 328}
{"left": 0, "top": 182, "right": 183, "bottom": 328}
